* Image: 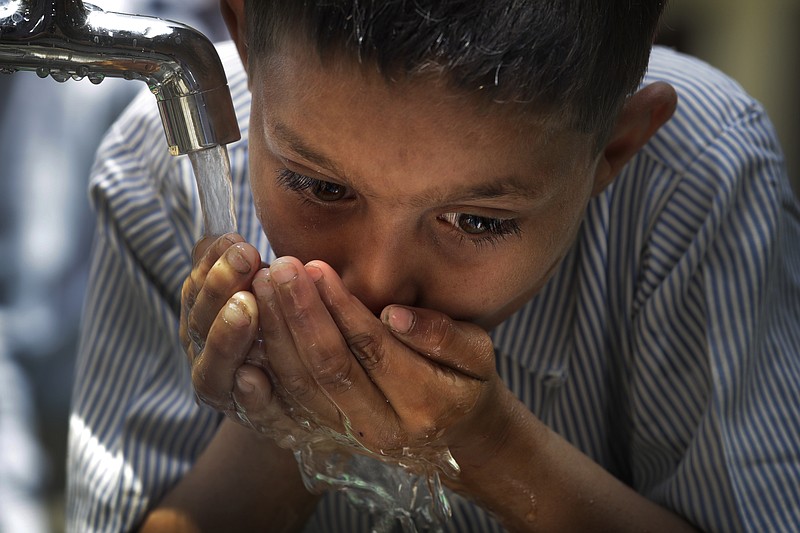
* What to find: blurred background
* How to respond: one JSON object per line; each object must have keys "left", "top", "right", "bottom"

{"left": 658, "top": 0, "right": 800, "bottom": 197}
{"left": 0, "top": 1, "right": 797, "bottom": 532}
{"left": 0, "top": 2, "right": 227, "bottom": 532}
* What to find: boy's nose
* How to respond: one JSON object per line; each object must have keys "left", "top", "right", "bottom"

{"left": 338, "top": 241, "right": 419, "bottom": 316}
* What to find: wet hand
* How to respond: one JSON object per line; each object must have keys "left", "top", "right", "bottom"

{"left": 179, "top": 234, "right": 268, "bottom": 415}
{"left": 246, "top": 256, "right": 504, "bottom": 457}
{"left": 179, "top": 235, "right": 341, "bottom": 443}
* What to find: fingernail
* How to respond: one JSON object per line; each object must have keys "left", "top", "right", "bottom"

{"left": 270, "top": 261, "right": 298, "bottom": 285}
{"left": 236, "top": 370, "right": 255, "bottom": 394}
{"left": 252, "top": 271, "right": 274, "bottom": 299}
{"left": 226, "top": 245, "right": 251, "bottom": 274}
{"left": 384, "top": 306, "right": 414, "bottom": 334}
{"left": 305, "top": 263, "right": 323, "bottom": 282}
{"left": 223, "top": 297, "right": 251, "bottom": 328}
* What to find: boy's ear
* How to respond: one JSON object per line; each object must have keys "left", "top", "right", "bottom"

{"left": 591, "top": 81, "right": 678, "bottom": 196}
{"left": 220, "top": 0, "right": 248, "bottom": 70}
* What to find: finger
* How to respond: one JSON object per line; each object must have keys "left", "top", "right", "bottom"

{"left": 231, "top": 364, "right": 334, "bottom": 451}
{"left": 193, "top": 290, "right": 259, "bottom": 410}
{"left": 181, "top": 233, "right": 245, "bottom": 353}
{"left": 381, "top": 306, "right": 496, "bottom": 380}
{"left": 187, "top": 240, "right": 261, "bottom": 350}
{"left": 305, "top": 261, "right": 409, "bottom": 379}
{"left": 308, "top": 261, "right": 464, "bottom": 439}
{"left": 252, "top": 269, "right": 293, "bottom": 358}
{"left": 267, "top": 257, "right": 392, "bottom": 439}
{"left": 382, "top": 306, "right": 505, "bottom": 450}
{"left": 310, "top": 261, "right": 488, "bottom": 438}
{"left": 190, "top": 233, "right": 245, "bottom": 292}
{"left": 252, "top": 267, "right": 340, "bottom": 427}
{"left": 229, "top": 364, "right": 282, "bottom": 430}
{"left": 192, "top": 234, "right": 269, "bottom": 278}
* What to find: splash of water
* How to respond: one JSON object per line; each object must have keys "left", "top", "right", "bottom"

{"left": 188, "top": 145, "right": 237, "bottom": 235}
{"left": 239, "top": 401, "right": 459, "bottom": 532}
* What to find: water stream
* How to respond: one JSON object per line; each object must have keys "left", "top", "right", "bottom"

{"left": 188, "top": 144, "right": 237, "bottom": 235}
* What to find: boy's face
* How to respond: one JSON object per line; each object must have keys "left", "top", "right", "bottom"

{"left": 247, "top": 40, "right": 603, "bottom": 330}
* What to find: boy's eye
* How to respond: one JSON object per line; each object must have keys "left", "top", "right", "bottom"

{"left": 277, "top": 169, "right": 348, "bottom": 202}
{"left": 443, "top": 213, "right": 496, "bottom": 235}
{"left": 310, "top": 180, "right": 347, "bottom": 201}
{"left": 438, "top": 212, "right": 522, "bottom": 242}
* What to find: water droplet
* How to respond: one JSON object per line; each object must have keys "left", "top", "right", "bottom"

{"left": 175, "top": 36, "right": 182, "bottom": 45}
{"left": 0, "top": 67, "right": 17, "bottom": 75}
{"left": 88, "top": 73, "right": 105, "bottom": 85}
{"left": 36, "top": 67, "right": 48, "bottom": 78}
{"left": 76, "top": 65, "right": 89, "bottom": 78}
{"left": 11, "top": 13, "right": 22, "bottom": 23}
{"left": 93, "top": 36, "right": 99, "bottom": 43}
{"left": 132, "top": 38, "right": 138, "bottom": 47}
{"left": 51, "top": 70, "right": 69, "bottom": 82}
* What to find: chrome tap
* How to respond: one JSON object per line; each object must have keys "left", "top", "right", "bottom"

{"left": 0, "top": 0, "right": 240, "bottom": 156}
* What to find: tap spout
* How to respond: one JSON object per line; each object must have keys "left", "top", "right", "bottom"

{"left": 0, "top": 0, "right": 241, "bottom": 155}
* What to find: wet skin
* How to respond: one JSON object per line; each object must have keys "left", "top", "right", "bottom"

{"left": 181, "top": 37, "right": 605, "bottom": 451}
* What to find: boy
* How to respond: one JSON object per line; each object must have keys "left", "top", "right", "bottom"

{"left": 67, "top": 1, "right": 800, "bottom": 531}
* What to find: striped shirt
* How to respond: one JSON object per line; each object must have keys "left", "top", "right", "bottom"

{"left": 66, "top": 42, "right": 800, "bottom": 532}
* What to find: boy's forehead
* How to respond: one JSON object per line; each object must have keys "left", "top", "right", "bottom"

{"left": 251, "top": 37, "right": 597, "bottom": 190}
{"left": 256, "top": 37, "right": 570, "bottom": 137}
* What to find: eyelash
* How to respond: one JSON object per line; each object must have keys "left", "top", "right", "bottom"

{"left": 277, "top": 168, "right": 349, "bottom": 202}
{"left": 276, "top": 168, "right": 523, "bottom": 248}
{"left": 437, "top": 212, "right": 522, "bottom": 248}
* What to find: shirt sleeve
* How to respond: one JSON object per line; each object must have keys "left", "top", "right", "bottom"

{"left": 65, "top": 90, "right": 222, "bottom": 533}
{"left": 625, "top": 95, "right": 800, "bottom": 531}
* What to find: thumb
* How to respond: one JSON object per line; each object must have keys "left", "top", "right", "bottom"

{"left": 381, "top": 305, "right": 495, "bottom": 379}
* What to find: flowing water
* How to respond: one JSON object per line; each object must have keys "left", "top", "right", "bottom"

{"left": 188, "top": 144, "right": 237, "bottom": 235}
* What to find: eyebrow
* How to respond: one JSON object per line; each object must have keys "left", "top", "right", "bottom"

{"left": 271, "top": 121, "right": 345, "bottom": 175}
{"left": 270, "top": 120, "right": 546, "bottom": 205}
{"left": 439, "top": 178, "right": 544, "bottom": 203}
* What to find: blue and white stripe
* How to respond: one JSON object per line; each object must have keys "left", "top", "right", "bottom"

{"left": 66, "top": 43, "right": 800, "bottom": 532}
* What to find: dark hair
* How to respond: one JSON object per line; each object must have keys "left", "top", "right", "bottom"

{"left": 243, "top": 0, "right": 667, "bottom": 145}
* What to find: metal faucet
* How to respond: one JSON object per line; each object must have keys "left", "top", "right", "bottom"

{"left": 0, "top": 0, "right": 240, "bottom": 156}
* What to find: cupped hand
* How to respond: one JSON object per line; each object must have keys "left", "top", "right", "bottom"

{"left": 180, "top": 237, "right": 509, "bottom": 461}
{"left": 179, "top": 235, "right": 339, "bottom": 445}
{"left": 179, "top": 234, "right": 280, "bottom": 423}
{"left": 243, "top": 255, "right": 505, "bottom": 458}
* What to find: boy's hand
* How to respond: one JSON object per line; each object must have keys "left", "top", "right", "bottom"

{"left": 241, "top": 256, "right": 507, "bottom": 458}
{"left": 180, "top": 235, "right": 347, "bottom": 442}
{"left": 179, "top": 233, "right": 267, "bottom": 414}
{"left": 181, "top": 240, "right": 509, "bottom": 461}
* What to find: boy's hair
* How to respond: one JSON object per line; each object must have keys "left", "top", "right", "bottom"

{"left": 243, "top": 1, "right": 667, "bottom": 145}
